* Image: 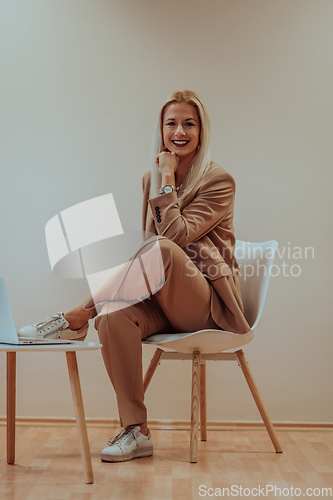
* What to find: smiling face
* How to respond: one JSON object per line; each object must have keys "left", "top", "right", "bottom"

{"left": 162, "top": 102, "right": 201, "bottom": 158}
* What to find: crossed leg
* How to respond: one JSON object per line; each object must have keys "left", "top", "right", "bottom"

{"left": 63, "top": 237, "right": 219, "bottom": 432}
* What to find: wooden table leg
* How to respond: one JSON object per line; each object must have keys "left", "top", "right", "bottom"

{"left": 7, "top": 352, "right": 16, "bottom": 465}
{"left": 66, "top": 351, "right": 94, "bottom": 484}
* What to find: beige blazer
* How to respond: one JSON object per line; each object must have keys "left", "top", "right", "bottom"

{"left": 142, "top": 161, "right": 251, "bottom": 334}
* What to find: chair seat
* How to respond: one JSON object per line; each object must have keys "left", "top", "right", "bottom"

{"left": 142, "top": 328, "right": 255, "bottom": 354}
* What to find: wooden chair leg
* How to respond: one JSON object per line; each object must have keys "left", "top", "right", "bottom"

{"left": 143, "top": 348, "right": 163, "bottom": 393}
{"left": 190, "top": 350, "right": 201, "bottom": 462}
{"left": 66, "top": 352, "right": 94, "bottom": 484}
{"left": 200, "top": 360, "right": 207, "bottom": 441}
{"left": 235, "top": 349, "right": 283, "bottom": 453}
{"left": 6, "top": 352, "right": 16, "bottom": 465}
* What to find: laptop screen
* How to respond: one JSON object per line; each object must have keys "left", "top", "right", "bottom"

{"left": 0, "top": 275, "right": 19, "bottom": 344}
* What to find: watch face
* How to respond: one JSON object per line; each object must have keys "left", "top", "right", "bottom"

{"left": 164, "top": 186, "right": 173, "bottom": 193}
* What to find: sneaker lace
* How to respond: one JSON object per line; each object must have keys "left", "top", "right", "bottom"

{"left": 107, "top": 425, "right": 137, "bottom": 447}
{"left": 35, "top": 312, "right": 64, "bottom": 331}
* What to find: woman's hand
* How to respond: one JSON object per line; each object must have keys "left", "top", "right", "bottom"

{"left": 155, "top": 151, "right": 179, "bottom": 177}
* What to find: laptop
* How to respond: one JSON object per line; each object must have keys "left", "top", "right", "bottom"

{"left": 0, "top": 275, "right": 73, "bottom": 345}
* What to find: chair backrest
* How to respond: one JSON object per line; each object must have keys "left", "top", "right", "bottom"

{"left": 235, "top": 240, "right": 278, "bottom": 331}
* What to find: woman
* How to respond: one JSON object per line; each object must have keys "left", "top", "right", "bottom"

{"left": 19, "top": 90, "right": 250, "bottom": 462}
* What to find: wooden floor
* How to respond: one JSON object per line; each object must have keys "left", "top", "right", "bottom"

{"left": 0, "top": 426, "right": 333, "bottom": 499}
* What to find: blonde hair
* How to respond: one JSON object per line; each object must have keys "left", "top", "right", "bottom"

{"left": 150, "top": 90, "right": 211, "bottom": 206}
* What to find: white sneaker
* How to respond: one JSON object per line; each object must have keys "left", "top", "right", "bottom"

{"left": 18, "top": 312, "right": 89, "bottom": 341}
{"left": 101, "top": 425, "right": 153, "bottom": 462}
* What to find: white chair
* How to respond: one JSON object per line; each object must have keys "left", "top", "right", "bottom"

{"left": 142, "top": 240, "right": 282, "bottom": 462}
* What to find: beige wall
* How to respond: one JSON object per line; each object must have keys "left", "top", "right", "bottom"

{"left": 0, "top": 0, "right": 332, "bottom": 424}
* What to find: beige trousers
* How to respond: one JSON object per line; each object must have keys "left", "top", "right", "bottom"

{"left": 82, "top": 236, "right": 219, "bottom": 427}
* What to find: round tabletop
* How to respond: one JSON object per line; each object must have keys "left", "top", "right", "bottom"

{"left": 0, "top": 340, "right": 102, "bottom": 352}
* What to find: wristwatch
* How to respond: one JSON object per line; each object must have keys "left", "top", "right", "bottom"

{"left": 159, "top": 184, "right": 175, "bottom": 195}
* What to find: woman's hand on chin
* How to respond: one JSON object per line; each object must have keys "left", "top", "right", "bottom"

{"left": 155, "top": 151, "right": 179, "bottom": 177}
